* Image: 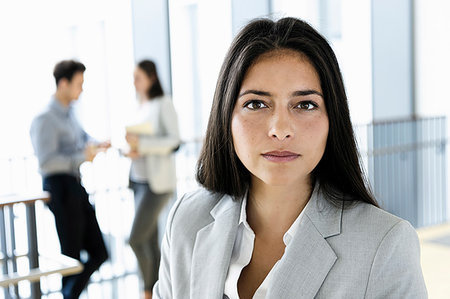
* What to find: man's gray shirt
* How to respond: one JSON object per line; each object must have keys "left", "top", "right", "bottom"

{"left": 30, "top": 97, "right": 90, "bottom": 178}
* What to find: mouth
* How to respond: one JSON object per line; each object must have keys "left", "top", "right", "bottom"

{"left": 261, "top": 151, "right": 300, "bottom": 162}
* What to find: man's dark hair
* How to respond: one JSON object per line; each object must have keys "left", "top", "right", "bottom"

{"left": 137, "top": 60, "right": 164, "bottom": 99}
{"left": 196, "top": 17, "right": 378, "bottom": 207}
{"left": 53, "top": 60, "right": 86, "bottom": 86}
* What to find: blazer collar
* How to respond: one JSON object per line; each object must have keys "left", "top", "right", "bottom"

{"left": 190, "top": 186, "right": 343, "bottom": 299}
{"left": 304, "top": 183, "right": 343, "bottom": 238}
{"left": 190, "top": 193, "right": 243, "bottom": 298}
{"left": 267, "top": 186, "right": 343, "bottom": 298}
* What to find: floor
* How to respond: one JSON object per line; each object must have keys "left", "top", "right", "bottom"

{"left": 417, "top": 222, "right": 450, "bottom": 298}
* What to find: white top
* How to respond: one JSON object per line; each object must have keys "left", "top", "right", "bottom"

{"left": 129, "top": 98, "right": 161, "bottom": 182}
{"left": 223, "top": 195, "right": 309, "bottom": 299}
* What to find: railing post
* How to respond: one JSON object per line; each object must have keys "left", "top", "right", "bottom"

{"left": 8, "top": 206, "right": 19, "bottom": 297}
{"left": 26, "top": 203, "right": 41, "bottom": 299}
{"left": 0, "top": 207, "right": 12, "bottom": 299}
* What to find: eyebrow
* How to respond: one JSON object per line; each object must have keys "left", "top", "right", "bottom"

{"left": 239, "top": 89, "right": 323, "bottom": 98}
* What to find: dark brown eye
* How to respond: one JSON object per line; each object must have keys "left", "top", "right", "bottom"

{"left": 245, "top": 100, "right": 267, "bottom": 110}
{"left": 297, "top": 101, "right": 317, "bottom": 110}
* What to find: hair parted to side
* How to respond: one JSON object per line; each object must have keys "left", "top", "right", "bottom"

{"left": 53, "top": 60, "right": 86, "bottom": 86}
{"left": 137, "top": 60, "right": 164, "bottom": 99}
{"left": 196, "top": 17, "right": 378, "bottom": 207}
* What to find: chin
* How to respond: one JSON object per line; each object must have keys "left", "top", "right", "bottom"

{"left": 259, "top": 174, "right": 302, "bottom": 187}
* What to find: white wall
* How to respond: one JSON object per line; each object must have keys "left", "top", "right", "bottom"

{"left": 131, "top": 0, "right": 172, "bottom": 94}
{"left": 0, "top": 0, "right": 135, "bottom": 160}
{"left": 371, "top": 0, "right": 414, "bottom": 120}
{"left": 169, "top": 0, "right": 232, "bottom": 140}
{"left": 415, "top": 1, "right": 450, "bottom": 118}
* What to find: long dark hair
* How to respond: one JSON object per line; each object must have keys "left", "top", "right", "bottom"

{"left": 196, "top": 17, "right": 378, "bottom": 207}
{"left": 137, "top": 60, "right": 164, "bottom": 99}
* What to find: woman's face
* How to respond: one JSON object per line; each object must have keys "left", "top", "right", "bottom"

{"left": 231, "top": 50, "right": 329, "bottom": 187}
{"left": 134, "top": 67, "right": 153, "bottom": 97}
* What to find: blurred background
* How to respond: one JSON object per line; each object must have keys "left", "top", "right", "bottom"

{"left": 0, "top": 0, "right": 449, "bottom": 298}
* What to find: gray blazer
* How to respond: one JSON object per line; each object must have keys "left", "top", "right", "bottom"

{"left": 137, "top": 96, "right": 180, "bottom": 193}
{"left": 153, "top": 187, "right": 427, "bottom": 298}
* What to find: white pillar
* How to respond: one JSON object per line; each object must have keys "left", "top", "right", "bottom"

{"left": 131, "top": 0, "right": 172, "bottom": 94}
{"left": 371, "top": 0, "right": 414, "bottom": 120}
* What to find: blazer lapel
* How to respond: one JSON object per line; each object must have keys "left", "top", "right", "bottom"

{"left": 190, "top": 194, "right": 242, "bottom": 299}
{"left": 267, "top": 188, "right": 343, "bottom": 298}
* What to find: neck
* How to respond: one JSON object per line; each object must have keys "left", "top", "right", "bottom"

{"left": 54, "top": 90, "right": 71, "bottom": 107}
{"left": 138, "top": 93, "right": 151, "bottom": 104}
{"left": 247, "top": 177, "right": 313, "bottom": 236}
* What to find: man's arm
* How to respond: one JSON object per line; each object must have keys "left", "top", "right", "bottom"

{"left": 30, "top": 115, "right": 86, "bottom": 175}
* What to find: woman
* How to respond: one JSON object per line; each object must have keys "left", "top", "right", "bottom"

{"left": 153, "top": 18, "right": 427, "bottom": 299}
{"left": 126, "top": 60, "right": 180, "bottom": 299}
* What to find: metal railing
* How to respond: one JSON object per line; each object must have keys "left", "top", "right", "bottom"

{"left": 0, "top": 140, "right": 202, "bottom": 299}
{"left": 366, "top": 116, "right": 447, "bottom": 227}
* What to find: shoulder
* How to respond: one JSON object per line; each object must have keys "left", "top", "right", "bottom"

{"left": 154, "top": 95, "right": 175, "bottom": 115}
{"left": 346, "top": 203, "right": 427, "bottom": 297}
{"left": 338, "top": 200, "right": 420, "bottom": 262}
{"left": 160, "top": 95, "right": 172, "bottom": 102}
{"left": 166, "top": 188, "right": 224, "bottom": 240}
{"left": 31, "top": 108, "right": 56, "bottom": 131}
{"left": 172, "top": 188, "right": 221, "bottom": 218}
{"left": 342, "top": 201, "right": 417, "bottom": 241}
{"left": 322, "top": 200, "right": 426, "bottom": 296}
{"left": 156, "top": 95, "right": 173, "bottom": 105}
{"left": 345, "top": 201, "right": 404, "bottom": 229}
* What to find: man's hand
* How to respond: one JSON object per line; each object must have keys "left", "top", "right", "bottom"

{"left": 84, "top": 143, "right": 98, "bottom": 162}
{"left": 97, "top": 140, "right": 111, "bottom": 151}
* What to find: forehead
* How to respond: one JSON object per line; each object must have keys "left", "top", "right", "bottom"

{"left": 134, "top": 67, "right": 144, "bottom": 74}
{"left": 241, "top": 49, "right": 321, "bottom": 90}
{"left": 71, "top": 72, "right": 84, "bottom": 82}
{"left": 253, "top": 49, "right": 309, "bottom": 65}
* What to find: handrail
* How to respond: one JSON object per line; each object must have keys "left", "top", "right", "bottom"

{"left": 0, "top": 191, "right": 52, "bottom": 298}
{"left": 0, "top": 254, "right": 83, "bottom": 287}
{"left": 0, "top": 192, "right": 50, "bottom": 208}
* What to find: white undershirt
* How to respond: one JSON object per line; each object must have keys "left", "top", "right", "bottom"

{"left": 223, "top": 195, "right": 309, "bottom": 299}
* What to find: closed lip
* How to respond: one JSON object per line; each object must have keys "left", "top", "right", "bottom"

{"left": 261, "top": 151, "right": 300, "bottom": 162}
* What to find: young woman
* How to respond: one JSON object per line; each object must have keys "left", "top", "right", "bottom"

{"left": 153, "top": 18, "right": 427, "bottom": 299}
{"left": 125, "top": 60, "right": 180, "bottom": 299}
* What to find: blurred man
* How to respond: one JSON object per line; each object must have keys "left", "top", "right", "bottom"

{"left": 30, "top": 60, "right": 108, "bottom": 299}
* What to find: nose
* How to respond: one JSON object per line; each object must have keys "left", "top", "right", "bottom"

{"left": 268, "top": 109, "right": 293, "bottom": 141}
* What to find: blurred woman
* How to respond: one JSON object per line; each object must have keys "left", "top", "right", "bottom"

{"left": 126, "top": 60, "right": 180, "bottom": 299}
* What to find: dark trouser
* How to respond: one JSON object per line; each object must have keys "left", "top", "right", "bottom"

{"left": 43, "top": 174, "right": 108, "bottom": 299}
{"left": 128, "top": 181, "right": 171, "bottom": 292}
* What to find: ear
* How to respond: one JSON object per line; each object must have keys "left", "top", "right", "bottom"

{"left": 57, "top": 78, "right": 69, "bottom": 89}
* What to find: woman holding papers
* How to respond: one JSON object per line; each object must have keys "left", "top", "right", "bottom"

{"left": 125, "top": 60, "right": 180, "bottom": 299}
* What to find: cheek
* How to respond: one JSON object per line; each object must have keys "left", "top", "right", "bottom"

{"left": 135, "top": 78, "right": 148, "bottom": 91}
{"left": 231, "top": 115, "right": 258, "bottom": 157}
{"left": 315, "top": 120, "right": 329, "bottom": 157}
{"left": 231, "top": 116, "right": 244, "bottom": 155}
{"left": 301, "top": 116, "right": 329, "bottom": 150}
{"left": 144, "top": 79, "right": 152, "bottom": 90}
